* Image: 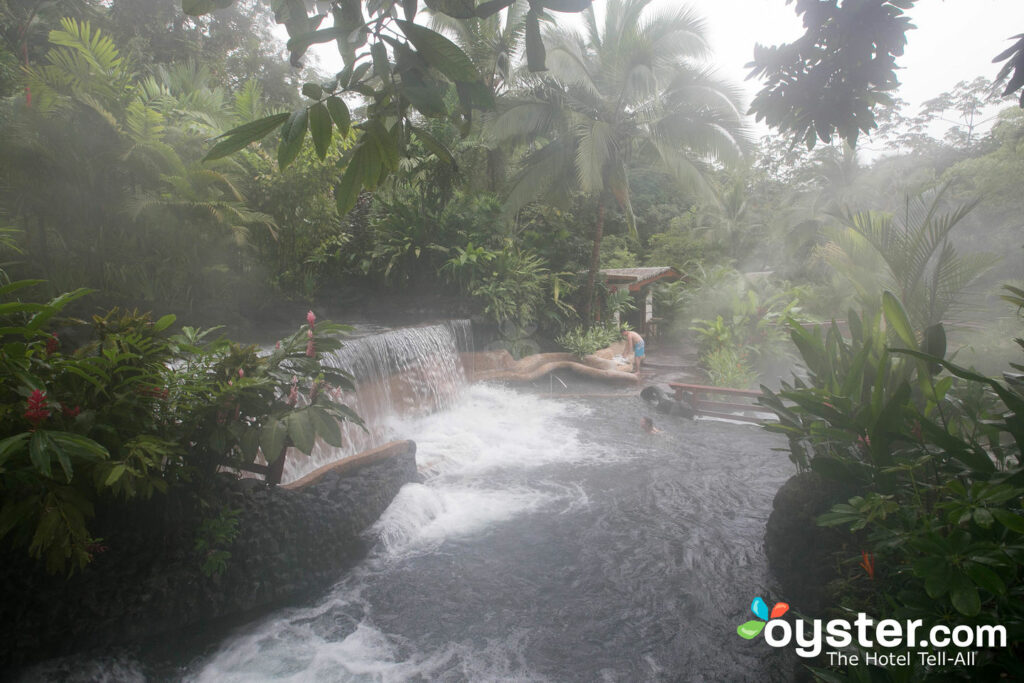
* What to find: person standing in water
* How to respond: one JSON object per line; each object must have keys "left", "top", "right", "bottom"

{"left": 622, "top": 328, "right": 645, "bottom": 374}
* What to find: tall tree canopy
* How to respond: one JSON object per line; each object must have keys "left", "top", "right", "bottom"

{"left": 490, "top": 0, "right": 749, "bottom": 324}
{"left": 747, "top": 0, "right": 1024, "bottom": 149}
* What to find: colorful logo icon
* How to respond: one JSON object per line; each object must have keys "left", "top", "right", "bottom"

{"left": 737, "top": 596, "right": 789, "bottom": 639}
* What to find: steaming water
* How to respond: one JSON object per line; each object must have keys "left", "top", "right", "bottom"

{"left": 185, "top": 384, "right": 795, "bottom": 682}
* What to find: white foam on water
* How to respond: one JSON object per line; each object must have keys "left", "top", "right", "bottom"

{"left": 383, "top": 383, "right": 604, "bottom": 477}
{"left": 372, "top": 483, "right": 551, "bottom": 556}
{"left": 192, "top": 383, "right": 597, "bottom": 681}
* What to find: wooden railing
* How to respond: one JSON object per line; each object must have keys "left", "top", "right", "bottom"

{"left": 668, "top": 382, "right": 772, "bottom": 424}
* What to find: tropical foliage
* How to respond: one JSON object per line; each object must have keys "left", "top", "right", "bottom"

{"left": 759, "top": 290, "right": 1024, "bottom": 679}
{"left": 0, "top": 280, "right": 359, "bottom": 574}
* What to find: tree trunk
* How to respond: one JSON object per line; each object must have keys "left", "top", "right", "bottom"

{"left": 582, "top": 197, "right": 605, "bottom": 330}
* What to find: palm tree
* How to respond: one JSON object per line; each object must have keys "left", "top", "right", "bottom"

{"left": 821, "top": 183, "right": 998, "bottom": 329}
{"left": 489, "top": 0, "right": 749, "bottom": 325}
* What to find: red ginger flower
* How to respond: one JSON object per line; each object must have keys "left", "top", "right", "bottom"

{"left": 307, "top": 310, "right": 316, "bottom": 328}
{"left": 859, "top": 550, "right": 875, "bottom": 580}
{"left": 24, "top": 390, "right": 50, "bottom": 427}
{"left": 45, "top": 334, "right": 59, "bottom": 356}
{"left": 306, "top": 338, "right": 315, "bottom": 357}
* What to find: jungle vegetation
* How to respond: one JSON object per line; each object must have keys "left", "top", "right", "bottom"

{"left": 1, "top": 1, "right": 1024, "bottom": 678}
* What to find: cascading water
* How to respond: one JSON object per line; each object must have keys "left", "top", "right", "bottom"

{"left": 184, "top": 385, "right": 797, "bottom": 681}
{"left": 22, "top": 327, "right": 797, "bottom": 681}
{"left": 282, "top": 320, "right": 472, "bottom": 483}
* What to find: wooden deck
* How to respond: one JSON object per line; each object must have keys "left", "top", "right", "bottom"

{"left": 668, "top": 382, "right": 773, "bottom": 424}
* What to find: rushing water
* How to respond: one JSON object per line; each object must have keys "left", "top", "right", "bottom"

{"left": 282, "top": 321, "right": 472, "bottom": 483}
{"left": 184, "top": 383, "right": 795, "bottom": 682}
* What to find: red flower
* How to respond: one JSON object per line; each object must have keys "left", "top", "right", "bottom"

{"left": 45, "top": 334, "right": 59, "bottom": 356}
{"left": 306, "top": 310, "right": 316, "bottom": 328}
{"left": 24, "top": 390, "right": 50, "bottom": 427}
{"left": 287, "top": 376, "right": 299, "bottom": 406}
{"left": 61, "top": 403, "right": 81, "bottom": 418}
{"left": 859, "top": 550, "right": 875, "bottom": 580}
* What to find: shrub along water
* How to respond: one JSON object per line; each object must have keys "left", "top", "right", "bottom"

{"left": 758, "top": 288, "right": 1024, "bottom": 679}
{"left": 0, "top": 280, "right": 362, "bottom": 575}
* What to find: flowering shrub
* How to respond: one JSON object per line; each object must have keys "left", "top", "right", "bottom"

{"left": 0, "top": 281, "right": 361, "bottom": 574}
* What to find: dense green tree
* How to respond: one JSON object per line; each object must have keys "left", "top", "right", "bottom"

{"left": 748, "top": 0, "right": 1024, "bottom": 149}
{"left": 491, "top": 0, "right": 748, "bottom": 325}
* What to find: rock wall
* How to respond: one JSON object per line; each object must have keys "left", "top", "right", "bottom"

{"left": 0, "top": 441, "right": 417, "bottom": 673}
{"left": 763, "top": 471, "right": 856, "bottom": 615}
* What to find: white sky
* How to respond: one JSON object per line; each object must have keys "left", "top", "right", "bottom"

{"left": 302, "top": 0, "right": 1024, "bottom": 126}
{"left": 688, "top": 0, "right": 1024, "bottom": 112}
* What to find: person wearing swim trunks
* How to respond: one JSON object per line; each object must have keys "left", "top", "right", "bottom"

{"left": 622, "top": 328, "right": 645, "bottom": 374}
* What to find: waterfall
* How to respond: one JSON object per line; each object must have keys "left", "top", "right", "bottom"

{"left": 281, "top": 320, "right": 473, "bottom": 483}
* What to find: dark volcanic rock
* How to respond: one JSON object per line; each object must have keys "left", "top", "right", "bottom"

{"left": 764, "top": 471, "right": 854, "bottom": 615}
{"left": 0, "top": 443, "right": 417, "bottom": 673}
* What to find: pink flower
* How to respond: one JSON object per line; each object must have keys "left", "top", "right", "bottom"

{"left": 307, "top": 310, "right": 316, "bottom": 327}
{"left": 288, "top": 376, "right": 299, "bottom": 406}
{"left": 238, "top": 368, "right": 244, "bottom": 378}
{"left": 275, "top": 341, "right": 281, "bottom": 350}
{"left": 24, "top": 390, "right": 50, "bottom": 428}
{"left": 306, "top": 339, "right": 315, "bottom": 357}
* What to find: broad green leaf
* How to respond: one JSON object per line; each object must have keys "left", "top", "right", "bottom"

{"left": 239, "top": 428, "right": 260, "bottom": 463}
{"left": 278, "top": 108, "right": 309, "bottom": 170}
{"left": 153, "top": 314, "right": 176, "bottom": 332}
{"left": 923, "top": 561, "right": 951, "bottom": 598}
{"left": 965, "top": 563, "right": 1006, "bottom": 595}
{"left": 309, "top": 406, "right": 343, "bottom": 447}
{"left": 104, "top": 464, "right": 127, "bottom": 486}
{"left": 992, "top": 509, "right": 1024, "bottom": 534}
{"left": 0, "top": 280, "right": 45, "bottom": 297}
{"left": 260, "top": 416, "right": 288, "bottom": 463}
{"left": 423, "top": 0, "right": 475, "bottom": 18}
{"left": 301, "top": 82, "right": 324, "bottom": 100}
{"left": 288, "top": 28, "right": 341, "bottom": 61}
{"left": 371, "top": 42, "right": 390, "bottom": 80}
{"left": 410, "top": 125, "right": 455, "bottom": 165}
{"left": 396, "top": 20, "right": 480, "bottom": 82}
{"left": 309, "top": 102, "right": 333, "bottom": 160}
{"left": 366, "top": 120, "right": 400, "bottom": 171}
{"left": 0, "top": 433, "right": 30, "bottom": 466}
{"left": 29, "top": 431, "right": 52, "bottom": 478}
{"left": 949, "top": 577, "right": 981, "bottom": 616}
{"left": 49, "top": 433, "right": 108, "bottom": 459}
{"left": 181, "top": 0, "right": 234, "bottom": 16}
{"left": 882, "top": 291, "right": 917, "bottom": 350}
{"left": 204, "top": 112, "right": 289, "bottom": 161}
{"left": 400, "top": 75, "right": 449, "bottom": 117}
{"left": 286, "top": 409, "right": 316, "bottom": 454}
{"left": 476, "top": 0, "right": 514, "bottom": 17}
{"left": 326, "top": 96, "right": 351, "bottom": 137}
{"left": 335, "top": 146, "right": 365, "bottom": 215}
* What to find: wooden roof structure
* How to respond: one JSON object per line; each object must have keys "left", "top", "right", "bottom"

{"left": 600, "top": 267, "right": 682, "bottom": 292}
